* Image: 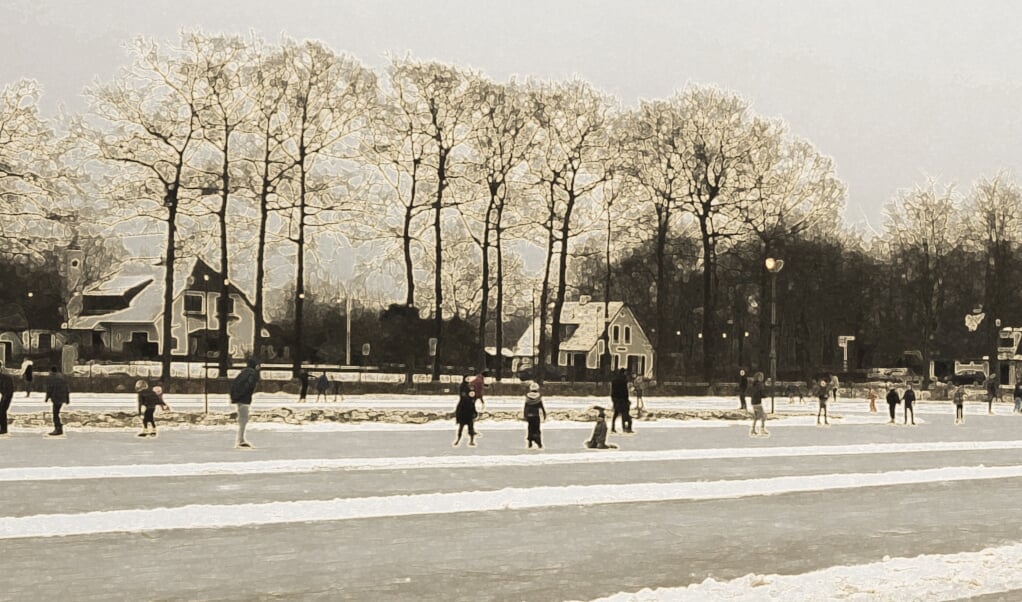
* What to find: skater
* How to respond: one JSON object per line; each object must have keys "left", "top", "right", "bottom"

{"left": 297, "top": 370, "right": 310, "bottom": 403}
{"left": 315, "top": 372, "right": 329, "bottom": 403}
{"left": 885, "top": 386, "right": 900, "bottom": 424}
{"left": 470, "top": 370, "right": 489, "bottom": 406}
{"left": 815, "top": 379, "right": 830, "bottom": 426}
{"left": 830, "top": 373, "right": 840, "bottom": 402}
{"left": 632, "top": 373, "right": 645, "bottom": 418}
{"left": 0, "top": 362, "right": 13, "bottom": 437}
{"left": 585, "top": 406, "right": 618, "bottom": 449}
{"left": 229, "top": 358, "right": 260, "bottom": 449}
{"left": 902, "top": 383, "right": 916, "bottom": 425}
{"left": 1013, "top": 380, "right": 1022, "bottom": 414}
{"left": 953, "top": 384, "right": 966, "bottom": 424}
{"left": 523, "top": 381, "right": 547, "bottom": 449}
{"left": 749, "top": 372, "right": 768, "bottom": 436}
{"left": 867, "top": 387, "right": 878, "bottom": 413}
{"left": 135, "top": 379, "right": 169, "bottom": 437}
{"left": 453, "top": 376, "right": 479, "bottom": 447}
{"left": 610, "top": 368, "right": 633, "bottom": 433}
{"left": 43, "top": 365, "right": 70, "bottom": 437}
{"left": 985, "top": 374, "right": 999, "bottom": 415}
{"left": 22, "top": 360, "right": 33, "bottom": 397}
{"left": 738, "top": 369, "right": 749, "bottom": 410}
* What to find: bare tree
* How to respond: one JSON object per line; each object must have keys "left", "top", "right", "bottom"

{"left": 84, "top": 37, "right": 206, "bottom": 380}
{"left": 527, "top": 79, "right": 613, "bottom": 381}
{"left": 884, "top": 179, "right": 962, "bottom": 385}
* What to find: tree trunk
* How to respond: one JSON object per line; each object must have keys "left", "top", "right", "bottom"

{"left": 477, "top": 193, "right": 495, "bottom": 371}
{"left": 494, "top": 217, "right": 505, "bottom": 381}
{"left": 253, "top": 131, "right": 273, "bottom": 360}
{"left": 160, "top": 199, "right": 179, "bottom": 381}
{"left": 551, "top": 192, "right": 576, "bottom": 380}
{"left": 216, "top": 126, "right": 231, "bottom": 377}
{"left": 403, "top": 166, "right": 418, "bottom": 307}
{"left": 699, "top": 219, "right": 716, "bottom": 382}
{"left": 431, "top": 147, "right": 447, "bottom": 382}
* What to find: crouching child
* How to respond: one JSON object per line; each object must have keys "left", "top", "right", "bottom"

{"left": 585, "top": 406, "right": 618, "bottom": 449}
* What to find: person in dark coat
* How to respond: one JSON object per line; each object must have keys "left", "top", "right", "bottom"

{"left": 315, "top": 372, "right": 330, "bottom": 403}
{"left": 135, "top": 379, "right": 169, "bottom": 437}
{"left": 229, "top": 358, "right": 260, "bottom": 449}
{"left": 738, "top": 369, "right": 749, "bottom": 410}
{"left": 885, "top": 387, "right": 900, "bottom": 424}
{"left": 0, "top": 362, "right": 14, "bottom": 436}
{"left": 585, "top": 406, "right": 617, "bottom": 449}
{"left": 816, "top": 378, "right": 830, "bottom": 426}
{"left": 297, "top": 370, "right": 310, "bottom": 403}
{"left": 454, "top": 376, "right": 479, "bottom": 447}
{"left": 985, "top": 374, "right": 999, "bottom": 415}
{"left": 23, "top": 361, "right": 33, "bottom": 397}
{"left": 902, "top": 383, "right": 916, "bottom": 425}
{"left": 44, "top": 365, "right": 70, "bottom": 437}
{"left": 523, "top": 381, "right": 547, "bottom": 449}
{"left": 610, "top": 368, "right": 633, "bottom": 433}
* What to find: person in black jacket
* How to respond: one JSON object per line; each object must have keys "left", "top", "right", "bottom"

{"left": 585, "top": 406, "right": 618, "bottom": 449}
{"left": 902, "top": 383, "right": 916, "bottom": 425}
{"left": 229, "top": 358, "right": 260, "bottom": 449}
{"left": 610, "top": 368, "right": 633, "bottom": 433}
{"left": 0, "top": 362, "right": 14, "bottom": 436}
{"left": 749, "top": 372, "right": 768, "bottom": 437}
{"left": 297, "top": 370, "right": 310, "bottom": 403}
{"left": 22, "top": 361, "right": 33, "bottom": 397}
{"left": 738, "top": 369, "right": 749, "bottom": 410}
{"left": 135, "top": 379, "right": 169, "bottom": 437}
{"left": 44, "top": 365, "right": 70, "bottom": 437}
{"left": 885, "top": 387, "right": 900, "bottom": 424}
{"left": 523, "top": 381, "right": 547, "bottom": 449}
{"left": 453, "top": 376, "right": 478, "bottom": 447}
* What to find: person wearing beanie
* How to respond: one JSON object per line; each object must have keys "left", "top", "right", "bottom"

{"left": 585, "top": 406, "right": 617, "bottom": 449}
{"left": 135, "top": 379, "right": 169, "bottom": 437}
{"left": 523, "top": 381, "right": 547, "bottom": 449}
{"left": 454, "top": 375, "right": 480, "bottom": 447}
{"left": 229, "top": 358, "right": 260, "bottom": 449}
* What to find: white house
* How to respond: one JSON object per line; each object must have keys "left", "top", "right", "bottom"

{"left": 513, "top": 297, "right": 654, "bottom": 379}
{"left": 67, "top": 258, "right": 258, "bottom": 360}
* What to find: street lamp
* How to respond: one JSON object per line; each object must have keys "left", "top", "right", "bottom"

{"left": 202, "top": 274, "right": 210, "bottom": 415}
{"left": 765, "top": 257, "right": 785, "bottom": 414}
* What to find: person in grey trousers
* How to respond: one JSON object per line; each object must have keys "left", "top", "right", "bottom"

{"left": 229, "top": 358, "right": 260, "bottom": 449}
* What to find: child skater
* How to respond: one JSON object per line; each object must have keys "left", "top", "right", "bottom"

{"left": 867, "top": 387, "right": 878, "bottom": 413}
{"left": 523, "top": 381, "right": 547, "bottom": 449}
{"left": 135, "top": 379, "right": 169, "bottom": 437}
{"left": 953, "top": 384, "right": 965, "bottom": 425}
{"left": 585, "top": 406, "right": 618, "bottom": 449}
{"left": 453, "top": 375, "right": 478, "bottom": 447}
{"left": 816, "top": 378, "right": 830, "bottom": 426}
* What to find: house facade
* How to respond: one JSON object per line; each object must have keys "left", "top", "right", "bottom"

{"left": 513, "top": 297, "right": 654, "bottom": 379}
{"left": 67, "top": 258, "right": 257, "bottom": 360}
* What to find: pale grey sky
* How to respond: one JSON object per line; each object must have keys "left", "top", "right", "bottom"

{"left": 3, "top": 0, "right": 1021, "bottom": 230}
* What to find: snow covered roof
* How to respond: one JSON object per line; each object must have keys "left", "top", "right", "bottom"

{"left": 513, "top": 301, "right": 626, "bottom": 356}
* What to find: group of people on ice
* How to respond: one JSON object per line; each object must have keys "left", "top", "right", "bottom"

{"left": 452, "top": 367, "right": 639, "bottom": 450}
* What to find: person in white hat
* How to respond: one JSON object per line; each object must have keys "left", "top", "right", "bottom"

{"left": 523, "top": 381, "right": 547, "bottom": 449}
{"left": 135, "top": 379, "right": 169, "bottom": 438}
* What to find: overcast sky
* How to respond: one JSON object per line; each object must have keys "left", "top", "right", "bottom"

{"left": 3, "top": 0, "right": 1021, "bottom": 231}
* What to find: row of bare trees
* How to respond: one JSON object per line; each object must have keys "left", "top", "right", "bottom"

{"left": 7, "top": 31, "right": 1015, "bottom": 384}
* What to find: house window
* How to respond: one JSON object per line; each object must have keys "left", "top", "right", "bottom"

{"left": 612, "top": 325, "right": 620, "bottom": 342}
{"left": 218, "top": 295, "right": 235, "bottom": 316}
{"left": 37, "top": 333, "right": 52, "bottom": 351}
{"left": 184, "top": 293, "right": 204, "bottom": 315}
{"left": 624, "top": 326, "right": 632, "bottom": 344}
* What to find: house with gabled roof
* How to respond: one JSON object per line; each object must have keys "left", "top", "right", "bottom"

{"left": 67, "top": 257, "right": 258, "bottom": 360}
{"left": 513, "top": 296, "right": 654, "bottom": 379}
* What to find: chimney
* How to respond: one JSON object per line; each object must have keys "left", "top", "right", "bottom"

{"left": 579, "top": 295, "right": 591, "bottom": 306}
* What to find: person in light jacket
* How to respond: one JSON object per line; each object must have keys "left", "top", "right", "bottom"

{"left": 523, "top": 381, "right": 547, "bottom": 449}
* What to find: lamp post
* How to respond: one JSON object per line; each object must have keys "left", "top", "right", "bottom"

{"left": 765, "top": 257, "right": 785, "bottom": 414}
{"left": 26, "top": 291, "right": 33, "bottom": 360}
{"left": 202, "top": 274, "right": 210, "bottom": 415}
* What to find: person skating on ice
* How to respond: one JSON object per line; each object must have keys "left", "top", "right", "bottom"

{"left": 1013, "top": 380, "right": 1022, "bottom": 414}
{"left": 749, "top": 371, "right": 768, "bottom": 437}
{"left": 610, "top": 368, "right": 633, "bottom": 433}
{"left": 0, "top": 362, "right": 13, "bottom": 437}
{"left": 737, "top": 369, "right": 748, "bottom": 410}
{"left": 585, "top": 406, "right": 617, "bottom": 449}
{"left": 453, "top": 376, "right": 479, "bottom": 447}
{"left": 885, "top": 386, "right": 900, "bottom": 424}
{"left": 22, "top": 360, "right": 33, "bottom": 398}
{"left": 953, "top": 384, "right": 966, "bottom": 425}
{"left": 815, "top": 378, "right": 830, "bottom": 426}
{"left": 867, "top": 387, "right": 878, "bottom": 413}
{"left": 830, "top": 373, "right": 840, "bottom": 402}
{"left": 315, "top": 372, "right": 329, "bottom": 403}
{"left": 43, "top": 365, "right": 70, "bottom": 437}
{"left": 902, "top": 383, "right": 916, "bottom": 425}
{"left": 297, "top": 370, "right": 310, "bottom": 403}
{"left": 135, "top": 379, "right": 169, "bottom": 437}
{"left": 229, "top": 358, "right": 260, "bottom": 449}
{"left": 523, "top": 381, "right": 547, "bottom": 449}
